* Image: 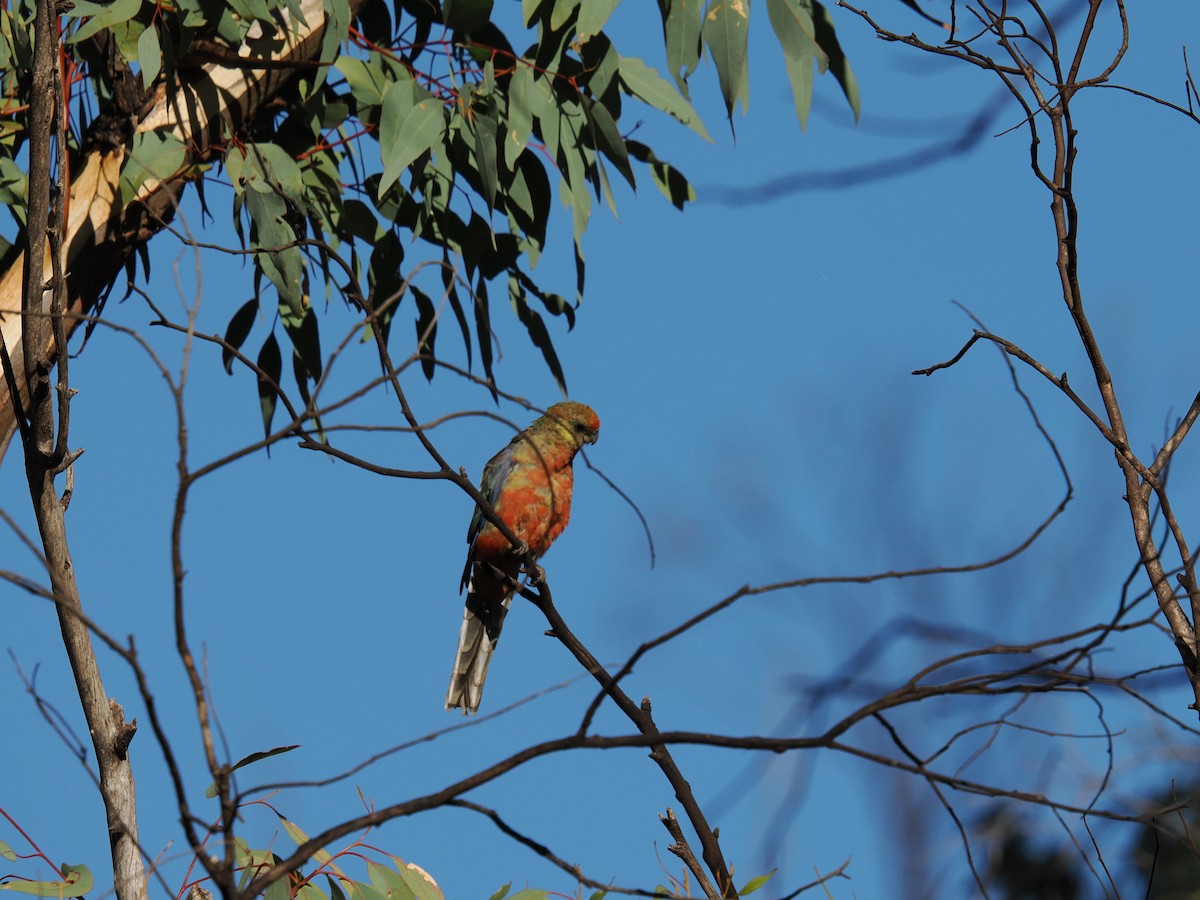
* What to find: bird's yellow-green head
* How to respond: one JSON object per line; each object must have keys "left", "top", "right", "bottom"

{"left": 541, "top": 401, "right": 600, "bottom": 450}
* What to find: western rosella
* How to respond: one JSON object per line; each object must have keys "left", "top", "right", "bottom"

{"left": 445, "top": 402, "right": 600, "bottom": 713}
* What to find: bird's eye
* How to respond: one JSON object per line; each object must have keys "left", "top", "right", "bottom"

{"left": 573, "top": 422, "right": 586, "bottom": 433}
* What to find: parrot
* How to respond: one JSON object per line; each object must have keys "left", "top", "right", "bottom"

{"left": 445, "top": 401, "right": 601, "bottom": 714}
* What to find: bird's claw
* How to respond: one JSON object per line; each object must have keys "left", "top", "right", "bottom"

{"left": 510, "top": 539, "right": 530, "bottom": 557}
{"left": 525, "top": 562, "right": 546, "bottom": 585}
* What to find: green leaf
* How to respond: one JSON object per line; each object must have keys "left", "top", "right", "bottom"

{"left": 779, "top": 45, "right": 814, "bottom": 127}
{"left": 243, "top": 189, "right": 304, "bottom": 317}
{"left": 0, "top": 865, "right": 93, "bottom": 897}
{"left": 441, "top": 258, "right": 472, "bottom": 365}
{"left": 618, "top": 56, "right": 711, "bottom": 141}
{"left": 512, "top": 270, "right": 575, "bottom": 327}
{"left": 556, "top": 105, "right": 591, "bottom": 243}
{"left": 766, "top": 0, "right": 823, "bottom": 127}
{"left": 61, "top": 865, "right": 93, "bottom": 898}
{"left": 335, "top": 56, "right": 389, "bottom": 109}
{"left": 232, "top": 837, "right": 254, "bottom": 876}
{"left": 232, "top": 744, "right": 301, "bottom": 772}
{"left": 137, "top": 22, "right": 160, "bottom": 88}
{"left": 379, "top": 88, "right": 445, "bottom": 195}
{"left": 506, "top": 153, "right": 549, "bottom": 254}
{"left": 281, "top": 817, "right": 339, "bottom": 874}
{"left": 765, "top": 0, "right": 820, "bottom": 61}
{"left": 172, "top": 0, "right": 208, "bottom": 27}
{"left": 627, "top": 140, "right": 694, "bottom": 210}
{"left": 247, "top": 143, "right": 306, "bottom": 204}
{"left": 367, "top": 862, "right": 416, "bottom": 900}
{"left": 474, "top": 276, "right": 497, "bottom": 398}
{"left": 412, "top": 285, "right": 437, "bottom": 381}
{"left": 580, "top": 32, "right": 620, "bottom": 97}
{"left": 292, "top": 350, "right": 317, "bottom": 430}
{"left": 0, "top": 120, "right": 23, "bottom": 152}
{"left": 521, "top": 0, "right": 543, "bottom": 26}
{"left": 340, "top": 199, "right": 384, "bottom": 243}
{"left": 443, "top": 0, "right": 493, "bottom": 31}
{"left": 511, "top": 281, "right": 567, "bottom": 394}
{"left": 229, "top": 146, "right": 308, "bottom": 317}
{"left": 738, "top": 869, "right": 776, "bottom": 896}
{"left": 0, "top": 157, "right": 28, "bottom": 210}
{"left": 257, "top": 333, "right": 283, "bottom": 439}
{"left": 119, "top": 130, "right": 187, "bottom": 203}
{"left": 525, "top": 73, "right": 561, "bottom": 160}
{"left": 576, "top": 0, "right": 618, "bottom": 38}
{"left": 222, "top": 298, "right": 259, "bottom": 374}
{"left": 472, "top": 109, "right": 499, "bottom": 211}
{"left": 285, "top": 306, "right": 323, "bottom": 381}
{"left": 488, "top": 886, "right": 511, "bottom": 900}
{"left": 583, "top": 96, "right": 633, "bottom": 188}
{"left": 813, "top": 0, "right": 859, "bottom": 119}
{"left": 549, "top": 0, "right": 578, "bottom": 31}
{"left": 504, "top": 65, "right": 535, "bottom": 170}
{"left": 661, "top": 0, "right": 703, "bottom": 94}
{"left": 396, "top": 861, "right": 443, "bottom": 900}
{"left": 67, "top": 0, "right": 140, "bottom": 43}
{"left": 204, "top": 744, "right": 301, "bottom": 797}
{"left": 0, "top": 841, "right": 15, "bottom": 862}
{"left": 308, "top": 0, "right": 349, "bottom": 95}
{"left": 280, "top": 818, "right": 310, "bottom": 847}
{"left": 573, "top": 236, "right": 585, "bottom": 302}
{"left": 702, "top": 0, "right": 750, "bottom": 120}
{"left": 111, "top": 18, "right": 143, "bottom": 68}
{"left": 264, "top": 875, "right": 291, "bottom": 900}
{"left": 506, "top": 891, "right": 550, "bottom": 900}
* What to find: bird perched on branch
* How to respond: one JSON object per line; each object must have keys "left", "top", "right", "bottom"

{"left": 446, "top": 401, "right": 600, "bottom": 714}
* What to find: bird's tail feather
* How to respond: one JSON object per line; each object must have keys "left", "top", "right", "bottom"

{"left": 445, "top": 586, "right": 513, "bottom": 714}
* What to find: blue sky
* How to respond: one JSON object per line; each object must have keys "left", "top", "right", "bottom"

{"left": 4, "top": 3, "right": 1200, "bottom": 898}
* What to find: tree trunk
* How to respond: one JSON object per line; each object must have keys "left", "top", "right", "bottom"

{"left": 2, "top": 3, "right": 363, "bottom": 897}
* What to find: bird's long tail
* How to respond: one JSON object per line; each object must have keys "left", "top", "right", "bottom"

{"left": 445, "top": 572, "right": 514, "bottom": 714}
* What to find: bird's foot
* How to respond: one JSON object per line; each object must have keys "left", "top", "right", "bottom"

{"left": 525, "top": 562, "right": 547, "bottom": 585}
{"left": 510, "top": 539, "right": 530, "bottom": 557}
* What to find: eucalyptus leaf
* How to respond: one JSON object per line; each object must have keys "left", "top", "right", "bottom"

{"left": 577, "top": 0, "right": 618, "bottom": 37}
{"left": 379, "top": 95, "right": 445, "bottom": 195}
{"left": 119, "top": 130, "right": 187, "bottom": 203}
{"left": 443, "top": 0, "right": 493, "bottom": 32}
{"left": 68, "top": 0, "right": 140, "bottom": 43}
{"left": 702, "top": 0, "right": 751, "bottom": 120}
{"left": 222, "top": 298, "right": 259, "bottom": 374}
{"left": 0, "top": 865, "right": 92, "bottom": 898}
{"left": 257, "top": 333, "right": 283, "bottom": 439}
{"left": 618, "top": 55, "right": 712, "bottom": 141}
{"left": 367, "top": 861, "right": 416, "bottom": 900}
{"left": 137, "top": 22, "right": 160, "bottom": 88}
{"left": 472, "top": 109, "right": 499, "bottom": 211}
{"left": 738, "top": 869, "right": 776, "bottom": 896}
{"left": 813, "top": 0, "right": 860, "bottom": 119}
{"left": 504, "top": 65, "right": 535, "bottom": 170}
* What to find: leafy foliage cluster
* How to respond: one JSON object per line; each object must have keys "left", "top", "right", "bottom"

{"left": 0, "top": 0, "right": 856, "bottom": 430}
{"left": 0, "top": 804, "right": 492, "bottom": 899}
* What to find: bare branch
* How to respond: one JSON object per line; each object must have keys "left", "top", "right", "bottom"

{"left": 448, "top": 799, "right": 665, "bottom": 898}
